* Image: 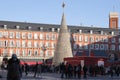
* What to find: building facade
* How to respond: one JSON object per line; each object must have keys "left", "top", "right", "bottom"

{"left": 0, "top": 12, "right": 119, "bottom": 62}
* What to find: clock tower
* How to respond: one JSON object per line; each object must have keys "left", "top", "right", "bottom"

{"left": 109, "top": 12, "right": 119, "bottom": 29}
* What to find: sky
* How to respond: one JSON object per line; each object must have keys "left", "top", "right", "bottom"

{"left": 0, "top": 0, "right": 120, "bottom": 28}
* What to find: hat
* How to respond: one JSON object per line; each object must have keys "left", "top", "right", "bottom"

{"left": 12, "top": 54, "right": 17, "bottom": 59}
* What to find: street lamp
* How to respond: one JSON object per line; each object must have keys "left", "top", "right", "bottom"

{"left": 41, "top": 45, "right": 47, "bottom": 64}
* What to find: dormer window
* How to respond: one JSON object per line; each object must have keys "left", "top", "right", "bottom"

{"left": 57, "top": 28, "right": 60, "bottom": 32}
{"left": 3, "top": 25, "right": 7, "bottom": 29}
{"left": 101, "top": 31, "right": 103, "bottom": 35}
{"left": 90, "top": 30, "right": 93, "bottom": 34}
{"left": 16, "top": 25, "right": 20, "bottom": 29}
{"left": 52, "top": 28, "right": 55, "bottom": 32}
{"left": 40, "top": 27, "right": 43, "bottom": 31}
{"left": 28, "top": 26, "right": 31, "bottom": 30}
{"left": 111, "top": 31, "right": 114, "bottom": 36}
{"left": 79, "top": 30, "right": 82, "bottom": 34}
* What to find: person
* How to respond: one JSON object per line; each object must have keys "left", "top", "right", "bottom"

{"left": 60, "top": 62, "right": 66, "bottom": 78}
{"left": 83, "top": 65, "right": 88, "bottom": 78}
{"left": 34, "top": 62, "right": 39, "bottom": 77}
{"left": 77, "top": 64, "right": 82, "bottom": 79}
{"left": 110, "top": 65, "right": 114, "bottom": 77}
{"left": 7, "top": 54, "right": 22, "bottom": 80}
{"left": 24, "top": 63, "right": 29, "bottom": 76}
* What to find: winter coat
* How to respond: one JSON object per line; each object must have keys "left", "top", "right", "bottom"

{"left": 7, "top": 58, "right": 22, "bottom": 80}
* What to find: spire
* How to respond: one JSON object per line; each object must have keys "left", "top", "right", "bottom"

{"left": 62, "top": 2, "right": 65, "bottom": 8}
{"left": 52, "top": 2, "right": 73, "bottom": 66}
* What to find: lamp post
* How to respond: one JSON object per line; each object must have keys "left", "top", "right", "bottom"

{"left": 41, "top": 45, "right": 47, "bottom": 64}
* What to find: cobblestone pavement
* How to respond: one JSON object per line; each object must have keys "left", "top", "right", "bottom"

{"left": 0, "top": 70, "right": 120, "bottom": 80}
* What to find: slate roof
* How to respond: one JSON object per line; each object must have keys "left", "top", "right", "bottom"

{"left": 0, "top": 20, "right": 120, "bottom": 35}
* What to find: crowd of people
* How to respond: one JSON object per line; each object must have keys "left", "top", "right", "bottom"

{"left": 59, "top": 62, "right": 120, "bottom": 79}
{"left": 0, "top": 54, "right": 120, "bottom": 80}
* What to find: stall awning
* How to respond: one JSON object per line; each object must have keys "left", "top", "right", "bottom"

{"left": 20, "top": 61, "right": 43, "bottom": 65}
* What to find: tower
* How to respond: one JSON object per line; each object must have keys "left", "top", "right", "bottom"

{"left": 52, "top": 3, "right": 73, "bottom": 66}
{"left": 109, "top": 12, "right": 119, "bottom": 29}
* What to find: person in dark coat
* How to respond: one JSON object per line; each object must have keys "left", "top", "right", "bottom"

{"left": 24, "top": 63, "right": 29, "bottom": 76}
{"left": 77, "top": 64, "right": 82, "bottom": 79}
{"left": 7, "top": 54, "right": 22, "bottom": 80}
{"left": 60, "top": 62, "right": 66, "bottom": 78}
{"left": 83, "top": 65, "right": 88, "bottom": 78}
{"left": 34, "top": 62, "right": 39, "bottom": 77}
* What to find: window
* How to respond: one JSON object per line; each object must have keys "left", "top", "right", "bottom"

{"left": 51, "top": 34, "right": 56, "bottom": 40}
{"left": 22, "top": 50, "right": 26, "bottom": 56}
{"left": 10, "top": 40, "right": 14, "bottom": 47}
{"left": 90, "top": 30, "right": 93, "bottom": 34}
{"left": 28, "top": 50, "right": 32, "bottom": 56}
{"left": 22, "top": 40, "right": 26, "bottom": 48}
{"left": 28, "top": 32, "right": 32, "bottom": 39}
{"left": 51, "top": 42, "right": 55, "bottom": 48}
{"left": 34, "top": 50, "right": 38, "bottom": 56}
{"left": 79, "top": 30, "right": 82, "bottom": 34}
{"left": 104, "top": 44, "right": 108, "bottom": 50}
{"left": 79, "top": 36, "right": 83, "bottom": 41}
{"left": 34, "top": 41, "right": 38, "bottom": 48}
{"left": 46, "top": 34, "right": 50, "bottom": 40}
{"left": 104, "top": 37, "right": 108, "bottom": 42}
{"left": 39, "top": 42, "right": 44, "bottom": 47}
{"left": 111, "top": 45, "right": 115, "bottom": 50}
{"left": 84, "top": 44, "right": 88, "bottom": 49}
{"left": 3, "top": 31, "right": 8, "bottom": 38}
{"left": 9, "top": 32, "right": 14, "bottom": 38}
{"left": 22, "top": 32, "right": 26, "bottom": 39}
{"left": 16, "top": 32, "right": 20, "bottom": 39}
{"left": 111, "top": 31, "right": 114, "bottom": 35}
{"left": 46, "top": 51, "right": 50, "bottom": 57}
{"left": 4, "top": 40, "right": 8, "bottom": 47}
{"left": 45, "top": 42, "right": 49, "bottom": 47}
{"left": 52, "top": 28, "right": 55, "bottom": 32}
{"left": 51, "top": 50, "right": 54, "bottom": 56}
{"left": 73, "top": 35, "right": 78, "bottom": 41}
{"left": 40, "top": 34, "right": 44, "bottom": 40}
{"left": 101, "top": 31, "right": 103, "bottom": 35}
{"left": 100, "top": 37, "right": 104, "bottom": 42}
{"left": 111, "top": 38, "right": 115, "bottom": 43}
{"left": 90, "top": 36, "right": 94, "bottom": 42}
{"left": 95, "top": 44, "right": 99, "bottom": 50}
{"left": 0, "top": 32, "right": 2, "bottom": 38}
{"left": 16, "top": 49, "right": 20, "bottom": 56}
{"left": 10, "top": 49, "right": 14, "bottom": 56}
{"left": 95, "top": 37, "right": 99, "bottom": 42}
{"left": 84, "top": 36, "right": 88, "bottom": 42}
{"left": 28, "top": 41, "right": 32, "bottom": 48}
{"left": 16, "top": 40, "right": 20, "bottom": 47}
{"left": 0, "top": 40, "right": 2, "bottom": 47}
{"left": 100, "top": 44, "right": 104, "bottom": 50}
{"left": 79, "top": 44, "right": 82, "bottom": 49}
{"left": 90, "top": 44, "right": 94, "bottom": 49}
{"left": 46, "top": 42, "right": 51, "bottom": 48}
{"left": 40, "top": 50, "right": 44, "bottom": 56}
{"left": 34, "top": 33, "right": 38, "bottom": 39}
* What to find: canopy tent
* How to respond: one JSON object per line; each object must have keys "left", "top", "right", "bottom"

{"left": 20, "top": 61, "right": 43, "bottom": 65}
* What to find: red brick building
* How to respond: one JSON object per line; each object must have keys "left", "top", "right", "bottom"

{"left": 0, "top": 12, "right": 119, "bottom": 62}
